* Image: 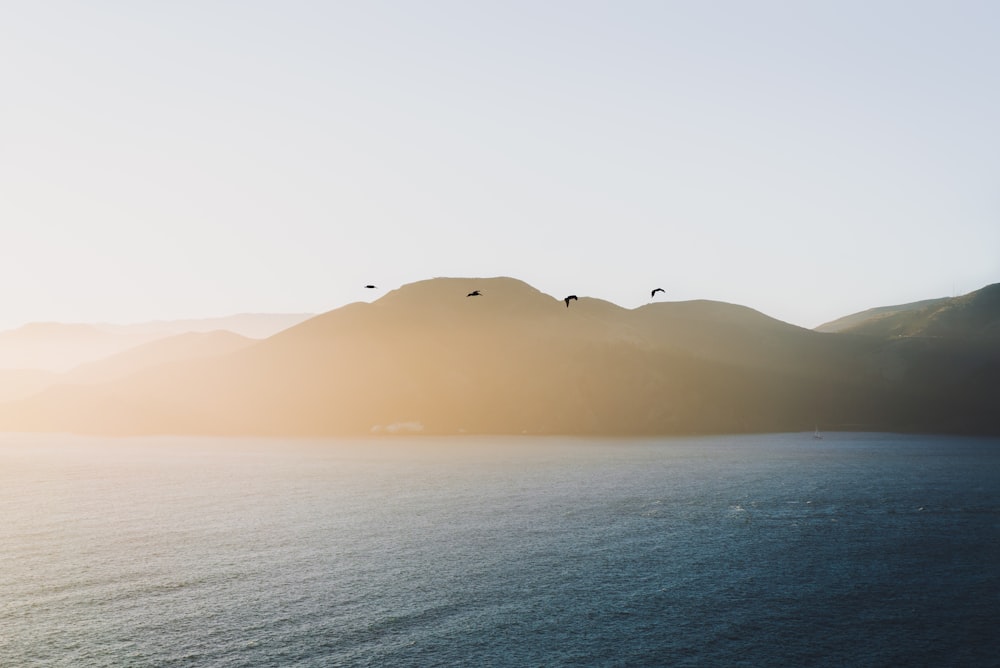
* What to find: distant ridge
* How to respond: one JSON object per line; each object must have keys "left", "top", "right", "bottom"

{"left": 0, "top": 331, "right": 256, "bottom": 403}
{"left": 815, "top": 284, "right": 1000, "bottom": 339}
{"left": 0, "top": 323, "right": 146, "bottom": 372}
{"left": 815, "top": 298, "right": 950, "bottom": 334}
{"left": 96, "top": 313, "right": 315, "bottom": 339}
{"left": 0, "top": 313, "right": 313, "bottom": 372}
{"left": 61, "top": 331, "right": 256, "bottom": 385}
{"left": 0, "top": 277, "right": 996, "bottom": 437}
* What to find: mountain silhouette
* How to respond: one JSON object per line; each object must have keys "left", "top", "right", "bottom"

{"left": 0, "top": 313, "right": 312, "bottom": 372}
{"left": 0, "top": 277, "right": 996, "bottom": 436}
{"left": 59, "top": 331, "right": 255, "bottom": 386}
{"left": 816, "top": 284, "right": 1000, "bottom": 339}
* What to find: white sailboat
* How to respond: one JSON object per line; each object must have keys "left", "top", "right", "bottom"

{"left": 813, "top": 426, "right": 823, "bottom": 440}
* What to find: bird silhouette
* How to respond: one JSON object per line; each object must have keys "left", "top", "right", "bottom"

{"left": 467, "top": 290, "right": 482, "bottom": 297}
{"left": 364, "top": 285, "right": 377, "bottom": 289}
{"left": 564, "top": 295, "right": 578, "bottom": 307}
{"left": 651, "top": 288, "right": 665, "bottom": 298}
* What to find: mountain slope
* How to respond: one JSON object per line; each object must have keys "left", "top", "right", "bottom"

{"left": 60, "top": 330, "right": 257, "bottom": 385}
{"left": 96, "top": 313, "right": 314, "bottom": 340}
{"left": 0, "top": 277, "right": 996, "bottom": 436}
{"left": 815, "top": 298, "right": 950, "bottom": 334}
{"left": 0, "top": 323, "right": 150, "bottom": 372}
{"left": 0, "top": 313, "right": 312, "bottom": 372}
{"left": 0, "top": 369, "right": 57, "bottom": 403}
{"left": 0, "top": 331, "right": 256, "bottom": 403}
{"left": 815, "top": 284, "right": 1000, "bottom": 338}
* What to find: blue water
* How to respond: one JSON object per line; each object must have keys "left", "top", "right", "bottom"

{"left": 1, "top": 432, "right": 998, "bottom": 667}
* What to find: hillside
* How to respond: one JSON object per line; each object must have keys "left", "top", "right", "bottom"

{"left": 815, "top": 284, "right": 1000, "bottom": 338}
{"left": 59, "top": 331, "right": 257, "bottom": 385}
{"left": 0, "top": 313, "right": 311, "bottom": 372}
{"left": 815, "top": 298, "right": 949, "bottom": 333}
{"left": 0, "top": 331, "right": 257, "bottom": 403}
{"left": 96, "top": 313, "right": 314, "bottom": 340}
{"left": 0, "top": 277, "right": 997, "bottom": 436}
{"left": 0, "top": 369, "right": 56, "bottom": 403}
{"left": 0, "top": 323, "right": 151, "bottom": 372}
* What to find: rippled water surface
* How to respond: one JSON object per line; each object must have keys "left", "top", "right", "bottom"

{"left": 2, "top": 432, "right": 998, "bottom": 667}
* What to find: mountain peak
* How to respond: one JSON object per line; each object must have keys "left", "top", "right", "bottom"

{"left": 380, "top": 276, "right": 554, "bottom": 306}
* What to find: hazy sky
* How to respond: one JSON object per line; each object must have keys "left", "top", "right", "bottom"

{"left": 2, "top": 1, "right": 997, "bottom": 330}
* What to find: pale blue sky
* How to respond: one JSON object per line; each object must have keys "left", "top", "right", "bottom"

{"left": 2, "top": 1, "right": 997, "bottom": 330}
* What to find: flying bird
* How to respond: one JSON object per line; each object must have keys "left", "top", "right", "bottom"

{"left": 651, "top": 288, "right": 665, "bottom": 298}
{"left": 365, "top": 285, "right": 377, "bottom": 289}
{"left": 467, "top": 290, "right": 482, "bottom": 297}
{"left": 564, "top": 295, "right": 578, "bottom": 307}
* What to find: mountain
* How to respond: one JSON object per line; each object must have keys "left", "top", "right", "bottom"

{"left": 0, "top": 331, "right": 257, "bottom": 403}
{"left": 815, "top": 298, "right": 949, "bottom": 333}
{"left": 815, "top": 284, "right": 1000, "bottom": 338}
{"left": 0, "top": 313, "right": 312, "bottom": 372}
{"left": 59, "top": 331, "right": 256, "bottom": 385}
{"left": 0, "top": 369, "right": 57, "bottom": 403}
{"left": 0, "top": 277, "right": 997, "bottom": 437}
{"left": 96, "top": 313, "right": 315, "bottom": 340}
{"left": 0, "top": 323, "right": 149, "bottom": 372}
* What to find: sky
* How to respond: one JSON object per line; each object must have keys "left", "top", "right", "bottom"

{"left": 2, "top": 0, "right": 998, "bottom": 331}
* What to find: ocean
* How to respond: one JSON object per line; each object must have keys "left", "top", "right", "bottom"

{"left": 1, "top": 432, "right": 997, "bottom": 667}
